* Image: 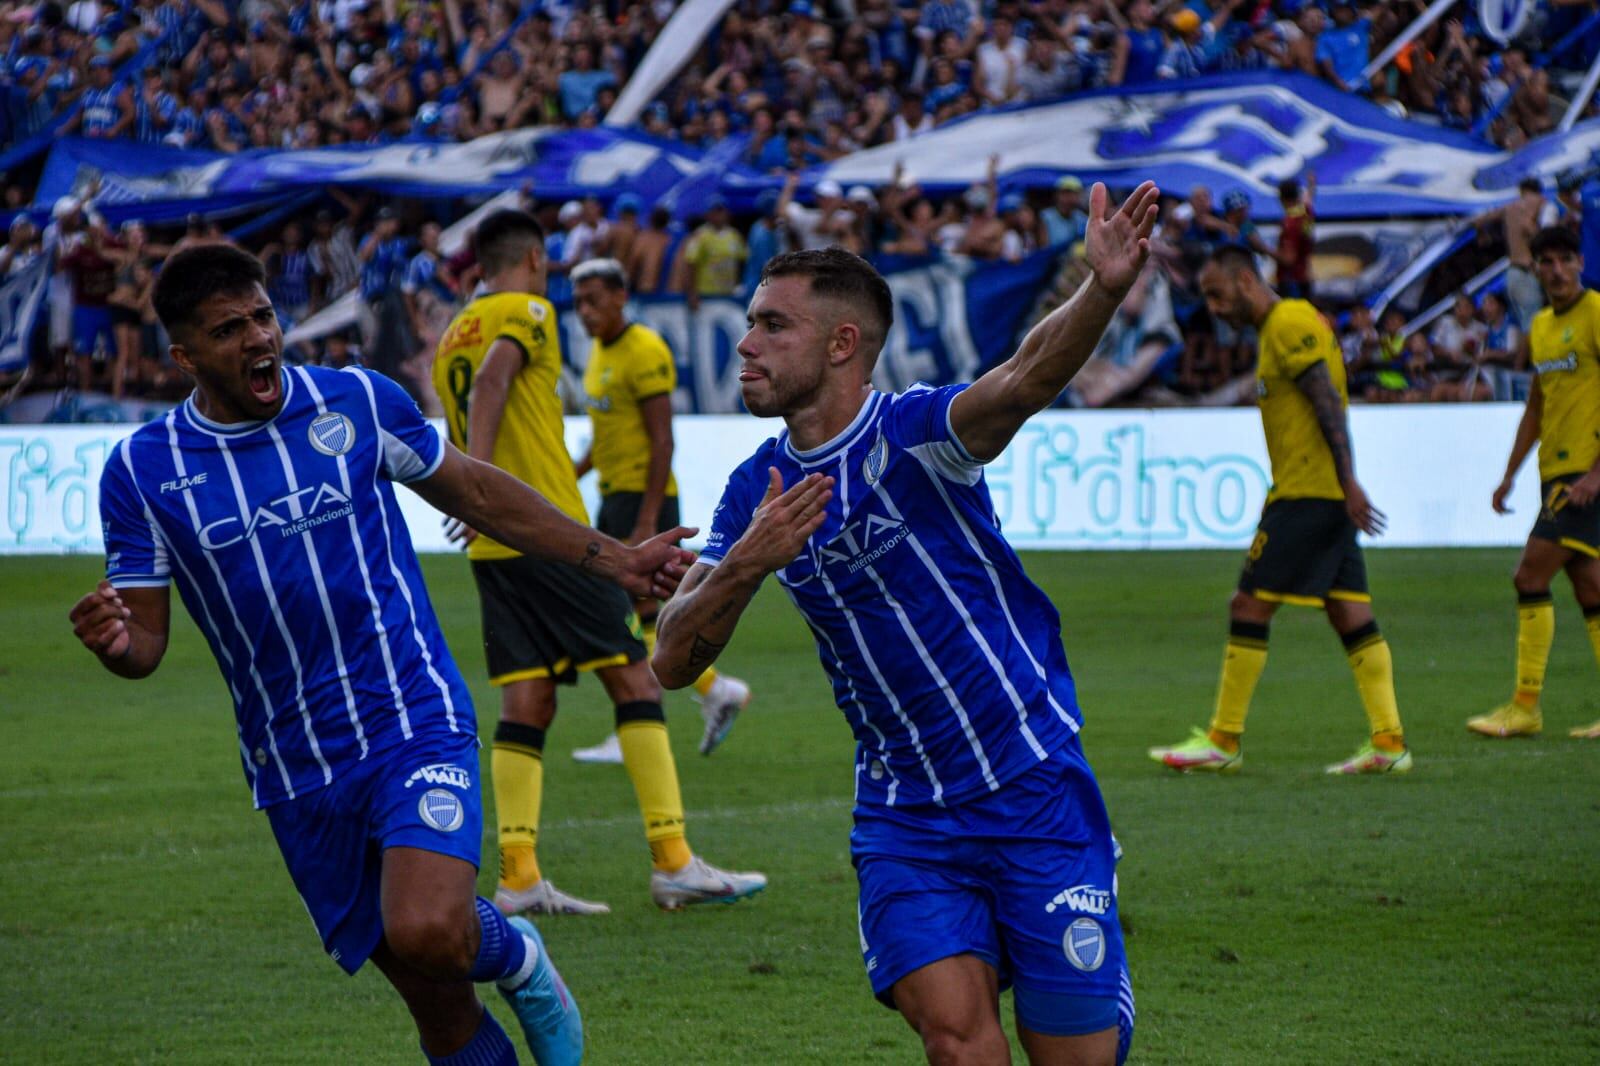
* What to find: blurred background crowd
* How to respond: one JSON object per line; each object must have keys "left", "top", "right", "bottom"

{"left": 3, "top": 0, "right": 1599, "bottom": 414}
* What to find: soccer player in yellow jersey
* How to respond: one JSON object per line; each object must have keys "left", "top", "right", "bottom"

{"left": 432, "top": 209, "right": 766, "bottom": 916}
{"left": 565, "top": 258, "right": 753, "bottom": 766}
{"left": 1469, "top": 226, "right": 1600, "bottom": 740}
{"left": 1150, "top": 245, "right": 1412, "bottom": 774}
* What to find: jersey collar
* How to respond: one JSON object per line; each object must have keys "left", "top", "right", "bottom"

{"left": 179, "top": 366, "right": 296, "bottom": 438}
{"left": 783, "top": 390, "right": 882, "bottom": 467}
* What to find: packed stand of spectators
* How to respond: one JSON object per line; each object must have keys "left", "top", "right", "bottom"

{"left": 5, "top": 0, "right": 1600, "bottom": 411}
{"left": 0, "top": 0, "right": 668, "bottom": 162}
{"left": 4, "top": 0, "right": 1597, "bottom": 180}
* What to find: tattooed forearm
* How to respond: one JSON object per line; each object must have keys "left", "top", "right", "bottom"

{"left": 1296, "top": 361, "right": 1354, "bottom": 484}
{"left": 686, "top": 634, "right": 726, "bottom": 672}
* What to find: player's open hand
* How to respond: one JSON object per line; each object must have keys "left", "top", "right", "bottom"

{"left": 737, "top": 469, "right": 835, "bottom": 575}
{"left": 1492, "top": 475, "right": 1516, "bottom": 515}
{"left": 1085, "top": 180, "right": 1160, "bottom": 297}
{"left": 1567, "top": 469, "right": 1600, "bottom": 508}
{"left": 442, "top": 516, "right": 478, "bottom": 549}
{"left": 623, "top": 527, "right": 699, "bottom": 600}
{"left": 1345, "top": 480, "right": 1387, "bottom": 537}
{"left": 69, "top": 579, "right": 132, "bottom": 660}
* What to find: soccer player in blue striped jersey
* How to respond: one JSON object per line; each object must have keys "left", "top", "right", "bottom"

{"left": 653, "top": 181, "right": 1159, "bottom": 1066}
{"left": 69, "top": 244, "right": 696, "bottom": 1066}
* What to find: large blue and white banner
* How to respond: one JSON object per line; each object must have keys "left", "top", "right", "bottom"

{"left": 0, "top": 405, "right": 1538, "bottom": 555}
{"left": 0, "top": 258, "right": 48, "bottom": 375}
{"left": 32, "top": 128, "right": 703, "bottom": 222}
{"left": 809, "top": 73, "right": 1600, "bottom": 221}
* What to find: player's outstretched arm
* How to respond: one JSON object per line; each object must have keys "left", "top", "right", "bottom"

{"left": 1494, "top": 378, "right": 1542, "bottom": 513}
{"left": 654, "top": 470, "right": 833, "bottom": 689}
{"left": 413, "top": 443, "right": 695, "bottom": 601}
{"left": 950, "top": 181, "right": 1159, "bottom": 463}
{"left": 1295, "top": 361, "right": 1386, "bottom": 536}
{"left": 69, "top": 580, "right": 170, "bottom": 679}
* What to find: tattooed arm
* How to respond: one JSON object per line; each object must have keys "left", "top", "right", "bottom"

{"left": 1295, "top": 361, "right": 1387, "bottom": 536}
{"left": 653, "top": 470, "right": 834, "bottom": 689}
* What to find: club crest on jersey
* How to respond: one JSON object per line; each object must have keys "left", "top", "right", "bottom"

{"left": 308, "top": 412, "right": 355, "bottom": 456}
{"left": 418, "top": 789, "right": 465, "bottom": 832}
{"left": 863, "top": 431, "right": 888, "bottom": 486}
{"left": 1046, "top": 884, "right": 1112, "bottom": 916}
{"left": 1063, "top": 917, "right": 1106, "bottom": 972}
{"left": 403, "top": 763, "right": 472, "bottom": 790}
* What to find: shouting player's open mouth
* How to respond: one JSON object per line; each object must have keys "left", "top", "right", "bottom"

{"left": 247, "top": 354, "right": 281, "bottom": 406}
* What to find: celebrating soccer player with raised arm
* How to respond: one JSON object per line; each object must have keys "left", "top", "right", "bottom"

{"left": 1149, "top": 245, "right": 1411, "bottom": 776}
{"left": 566, "top": 257, "right": 753, "bottom": 766}
{"left": 430, "top": 210, "right": 765, "bottom": 919}
{"left": 1469, "top": 225, "right": 1600, "bottom": 740}
{"left": 69, "top": 244, "right": 697, "bottom": 1066}
{"left": 653, "top": 181, "right": 1158, "bottom": 1066}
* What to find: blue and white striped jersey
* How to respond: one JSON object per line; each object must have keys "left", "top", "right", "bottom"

{"left": 99, "top": 365, "right": 473, "bottom": 809}
{"left": 700, "top": 385, "right": 1083, "bottom": 810}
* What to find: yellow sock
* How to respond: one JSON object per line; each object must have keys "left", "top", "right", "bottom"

{"left": 1514, "top": 594, "right": 1555, "bottom": 706}
{"left": 616, "top": 706, "right": 691, "bottom": 871}
{"left": 692, "top": 667, "right": 719, "bottom": 698}
{"left": 1584, "top": 606, "right": 1600, "bottom": 672}
{"left": 1209, "top": 621, "right": 1268, "bottom": 745}
{"left": 492, "top": 722, "right": 545, "bottom": 890}
{"left": 1341, "top": 622, "right": 1403, "bottom": 744}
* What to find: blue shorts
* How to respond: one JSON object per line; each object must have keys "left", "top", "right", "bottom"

{"left": 72, "top": 305, "right": 115, "bottom": 358}
{"left": 266, "top": 730, "right": 483, "bottom": 975}
{"left": 853, "top": 741, "right": 1133, "bottom": 1052}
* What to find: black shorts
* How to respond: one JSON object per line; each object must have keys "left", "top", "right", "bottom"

{"left": 470, "top": 554, "right": 645, "bottom": 686}
{"left": 1237, "top": 498, "right": 1370, "bottom": 607}
{"left": 1531, "top": 476, "right": 1600, "bottom": 558}
{"left": 596, "top": 492, "right": 681, "bottom": 541}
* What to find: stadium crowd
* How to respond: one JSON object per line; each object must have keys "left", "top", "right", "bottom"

{"left": 3, "top": 0, "right": 1599, "bottom": 409}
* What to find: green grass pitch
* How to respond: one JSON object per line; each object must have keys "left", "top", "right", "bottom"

{"left": 3, "top": 550, "right": 1599, "bottom": 1063}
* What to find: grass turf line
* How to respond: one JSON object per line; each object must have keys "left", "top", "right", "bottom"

{"left": 3, "top": 551, "right": 1598, "bottom": 1063}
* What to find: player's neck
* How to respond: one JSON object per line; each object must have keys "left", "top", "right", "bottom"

{"left": 1552, "top": 289, "right": 1587, "bottom": 315}
{"left": 1250, "top": 288, "right": 1279, "bottom": 328}
{"left": 484, "top": 269, "right": 540, "bottom": 297}
{"left": 786, "top": 385, "right": 872, "bottom": 452}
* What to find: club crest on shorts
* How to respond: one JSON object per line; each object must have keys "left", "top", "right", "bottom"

{"left": 418, "top": 788, "right": 464, "bottom": 832}
{"left": 863, "top": 431, "right": 888, "bottom": 486}
{"left": 308, "top": 412, "right": 355, "bottom": 456}
{"left": 1064, "top": 917, "right": 1106, "bottom": 972}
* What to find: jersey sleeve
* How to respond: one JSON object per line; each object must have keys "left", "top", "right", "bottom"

{"left": 100, "top": 439, "right": 170, "bottom": 589}
{"left": 1268, "top": 304, "right": 1333, "bottom": 380}
{"left": 885, "top": 383, "right": 986, "bottom": 481}
{"left": 351, "top": 367, "right": 445, "bottom": 483}
{"left": 496, "top": 296, "right": 557, "bottom": 370}
{"left": 697, "top": 451, "right": 768, "bottom": 567}
{"left": 628, "top": 331, "right": 677, "bottom": 402}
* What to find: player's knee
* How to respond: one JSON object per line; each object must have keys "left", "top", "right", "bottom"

{"left": 1511, "top": 566, "right": 1550, "bottom": 598}
{"left": 605, "top": 660, "right": 662, "bottom": 704}
{"left": 1229, "top": 591, "right": 1272, "bottom": 622}
{"left": 385, "top": 908, "right": 476, "bottom": 979}
{"left": 918, "top": 1021, "right": 1005, "bottom": 1066}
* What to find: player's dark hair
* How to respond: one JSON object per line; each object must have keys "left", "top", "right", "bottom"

{"left": 1531, "top": 225, "right": 1581, "bottom": 259}
{"left": 1278, "top": 178, "right": 1301, "bottom": 203}
{"left": 760, "top": 247, "right": 894, "bottom": 359}
{"left": 153, "top": 243, "right": 268, "bottom": 335}
{"left": 473, "top": 208, "right": 546, "bottom": 276}
{"left": 1207, "top": 244, "right": 1259, "bottom": 277}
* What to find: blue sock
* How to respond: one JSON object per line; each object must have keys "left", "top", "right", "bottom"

{"left": 467, "top": 897, "right": 528, "bottom": 984}
{"left": 423, "top": 1006, "right": 518, "bottom": 1066}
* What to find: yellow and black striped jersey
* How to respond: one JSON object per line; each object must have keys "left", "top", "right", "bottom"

{"left": 1255, "top": 298, "right": 1347, "bottom": 502}
{"left": 582, "top": 323, "right": 678, "bottom": 498}
{"left": 1527, "top": 290, "right": 1600, "bottom": 481}
{"left": 432, "top": 290, "right": 588, "bottom": 561}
